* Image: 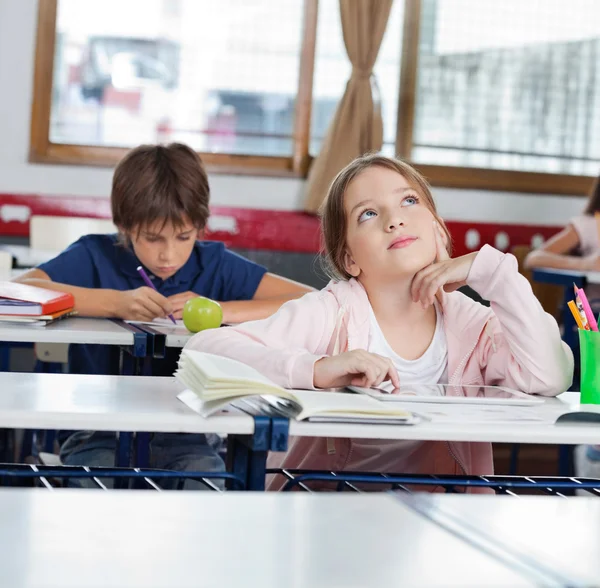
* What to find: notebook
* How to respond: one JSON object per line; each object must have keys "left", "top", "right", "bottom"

{"left": 0, "top": 308, "right": 76, "bottom": 326}
{"left": 175, "top": 350, "right": 420, "bottom": 424}
{"left": 0, "top": 282, "right": 74, "bottom": 316}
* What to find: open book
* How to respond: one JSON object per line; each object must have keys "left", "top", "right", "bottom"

{"left": 175, "top": 350, "right": 419, "bottom": 425}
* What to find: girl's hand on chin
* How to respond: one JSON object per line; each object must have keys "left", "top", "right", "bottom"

{"left": 410, "top": 221, "right": 478, "bottom": 308}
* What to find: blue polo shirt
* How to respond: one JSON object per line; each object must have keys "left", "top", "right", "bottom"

{"left": 38, "top": 234, "right": 267, "bottom": 376}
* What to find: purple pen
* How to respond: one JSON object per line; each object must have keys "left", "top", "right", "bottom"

{"left": 136, "top": 265, "right": 177, "bottom": 325}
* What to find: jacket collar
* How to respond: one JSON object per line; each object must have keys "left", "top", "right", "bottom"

{"left": 324, "top": 278, "right": 493, "bottom": 375}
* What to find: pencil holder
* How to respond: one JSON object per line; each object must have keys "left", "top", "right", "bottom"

{"left": 578, "top": 329, "right": 600, "bottom": 405}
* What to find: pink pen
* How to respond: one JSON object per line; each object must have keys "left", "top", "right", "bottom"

{"left": 575, "top": 285, "right": 598, "bottom": 332}
{"left": 137, "top": 265, "right": 177, "bottom": 325}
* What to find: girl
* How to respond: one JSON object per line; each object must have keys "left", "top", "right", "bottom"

{"left": 525, "top": 173, "right": 600, "bottom": 483}
{"left": 524, "top": 173, "right": 600, "bottom": 302}
{"left": 185, "top": 154, "right": 574, "bottom": 490}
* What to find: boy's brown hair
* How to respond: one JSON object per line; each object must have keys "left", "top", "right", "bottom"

{"left": 320, "top": 153, "right": 452, "bottom": 281}
{"left": 111, "top": 143, "right": 210, "bottom": 237}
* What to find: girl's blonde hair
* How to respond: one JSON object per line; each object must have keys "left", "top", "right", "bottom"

{"left": 319, "top": 153, "right": 452, "bottom": 281}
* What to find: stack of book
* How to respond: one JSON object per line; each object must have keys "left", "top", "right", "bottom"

{"left": 0, "top": 282, "right": 75, "bottom": 326}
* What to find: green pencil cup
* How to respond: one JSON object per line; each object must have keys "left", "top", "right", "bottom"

{"left": 579, "top": 329, "right": 600, "bottom": 405}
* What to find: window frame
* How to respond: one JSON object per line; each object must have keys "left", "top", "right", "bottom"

{"left": 396, "top": 0, "right": 596, "bottom": 196}
{"left": 30, "top": 0, "right": 595, "bottom": 194}
{"left": 30, "top": 0, "right": 318, "bottom": 177}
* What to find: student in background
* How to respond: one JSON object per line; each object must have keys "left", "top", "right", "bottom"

{"left": 185, "top": 154, "right": 573, "bottom": 490}
{"left": 524, "top": 174, "right": 600, "bottom": 485}
{"left": 525, "top": 174, "right": 600, "bottom": 304}
{"left": 14, "top": 142, "right": 313, "bottom": 487}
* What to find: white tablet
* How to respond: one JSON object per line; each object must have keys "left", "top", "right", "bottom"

{"left": 347, "top": 384, "right": 544, "bottom": 406}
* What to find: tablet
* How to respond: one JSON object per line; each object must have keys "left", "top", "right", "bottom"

{"left": 347, "top": 384, "right": 544, "bottom": 405}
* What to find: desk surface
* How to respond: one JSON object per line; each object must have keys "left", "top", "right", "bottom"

{"left": 289, "top": 391, "right": 600, "bottom": 445}
{"left": 139, "top": 321, "right": 192, "bottom": 348}
{"left": 0, "top": 317, "right": 135, "bottom": 345}
{"left": 0, "top": 490, "right": 534, "bottom": 588}
{"left": 532, "top": 266, "right": 600, "bottom": 285}
{"left": 0, "top": 373, "right": 252, "bottom": 434}
{"left": 417, "top": 494, "right": 600, "bottom": 587}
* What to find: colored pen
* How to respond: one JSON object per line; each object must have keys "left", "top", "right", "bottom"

{"left": 136, "top": 265, "right": 177, "bottom": 325}
{"left": 567, "top": 300, "right": 586, "bottom": 330}
{"left": 574, "top": 284, "right": 598, "bottom": 331}
{"left": 572, "top": 289, "right": 591, "bottom": 330}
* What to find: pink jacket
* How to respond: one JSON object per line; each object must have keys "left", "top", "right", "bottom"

{"left": 186, "top": 245, "right": 574, "bottom": 489}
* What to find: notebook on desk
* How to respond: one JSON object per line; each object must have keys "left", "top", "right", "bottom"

{"left": 175, "top": 350, "right": 420, "bottom": 425}
{"left": 0, "top": 307, "right": 76, "bottom": 326}
{"left": 0, "top": 282, "right": 74, "bottom": 316}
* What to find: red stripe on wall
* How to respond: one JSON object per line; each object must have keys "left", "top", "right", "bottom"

{"left": 0, "top": 193, "right": 561, "bottom": 257}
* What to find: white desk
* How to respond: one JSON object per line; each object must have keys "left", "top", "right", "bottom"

{"left": 289, "top": 391, "right": 600, "bottom": 445}
{"left": 0, "top": 317, "right": 135, "bottom": 346}
{"left": 0, "top": 490, "right": 535, "bottom": 588}
{"left": 144, "top": 322, "right": 192, "bottom": 348}
{"left": 532, "top": 266, "right": 600, "bottom": 286}
{"left": 414, "top": 494, "right": 600, "bottom": 587}
{"left": 0, "top": 372, "right": 252, "bottom": 435}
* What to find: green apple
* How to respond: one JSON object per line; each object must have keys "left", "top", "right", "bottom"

{"left": 182, "top": 297, "right": 223, "bottom": 333}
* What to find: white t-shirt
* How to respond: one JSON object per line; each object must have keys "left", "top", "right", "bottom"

{"left": 360, "top": 302, "right": 449, "bottom": 457}
{"left": 367, "top": 301, "right": 448, "bottom": 392}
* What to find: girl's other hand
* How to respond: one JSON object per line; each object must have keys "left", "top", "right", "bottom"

{"left": 313, "top": 350, "right": 400, "bottom": 389}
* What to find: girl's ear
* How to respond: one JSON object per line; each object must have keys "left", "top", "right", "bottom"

{"left": 343, "top": 249, "right": 361, "bottom": 278}
{"left": 196, "top": 228, "right": 205, "bottom": 240}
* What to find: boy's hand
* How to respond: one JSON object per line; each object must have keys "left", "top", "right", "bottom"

{"left": 313, "top": 350, "right": 400, "bottom": 389}
{"left": 117, "top": 287, "right": 173, "bottom": 321}
{"left": 167, "top": 291, "right": 203, "bottom": 319}
{"left": 411, "top": 221, "right": 477, "bottom": 308}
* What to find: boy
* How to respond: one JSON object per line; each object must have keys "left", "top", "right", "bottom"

{"left": 15, "top": 143, "right": 313, "bottom": 487}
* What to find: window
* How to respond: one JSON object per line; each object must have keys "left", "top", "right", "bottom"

{"left": 403, "top": 0, "right": 600, "bottom": 192}
{"left": 31, "top": 0, "right": 598, "bottom": 194}
{"left": 413, "top": 0, "right": 600, "bottom": 176}
{"left": 33, "top": 0, "right": 314, "bottom": 173}
{"left": 310, "top": 0, "right": 404, "bottom": 155}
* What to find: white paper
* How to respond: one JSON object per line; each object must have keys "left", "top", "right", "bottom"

{"left": 126, "top": 318, "right": 185, "bottom": 327}
{"left": 412, "top": 403, "right": 551, "bottom": 424}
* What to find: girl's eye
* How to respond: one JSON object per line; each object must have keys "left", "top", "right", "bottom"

{"left": 177, "top": 236, "right": 192, "bottom": 242}
{"left": 401, "top": 195, "right": 419, "bottom": 207}
{"left": 358, "top": 209, "right": 377, "bottom": 223}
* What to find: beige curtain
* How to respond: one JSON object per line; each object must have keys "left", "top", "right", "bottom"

{"left": 303, "top": 0, "right": 394, "bottom": 213}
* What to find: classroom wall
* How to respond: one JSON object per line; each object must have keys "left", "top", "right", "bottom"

{"left": 0, "top": 0, "right": 590, "bottom": 229}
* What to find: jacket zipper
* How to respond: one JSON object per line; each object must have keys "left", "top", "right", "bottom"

{"left": 445, "top": 330, "right": 491, "bottom": 478}
{"left": 326, "top": 306, "right": 348, "bottom": 457}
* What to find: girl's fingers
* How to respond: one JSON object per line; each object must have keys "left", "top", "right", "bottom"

{"left": 344, "top": 352, "right": 400, "bottom": 390}
{"left": 424, "top": 269, "right": 447, "bottom": 305}
{"left": 411, "top": 263, "right": 439, "bottom": 301}
{"left": 414, "top": 266, "right": 445, "bottom": 306}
